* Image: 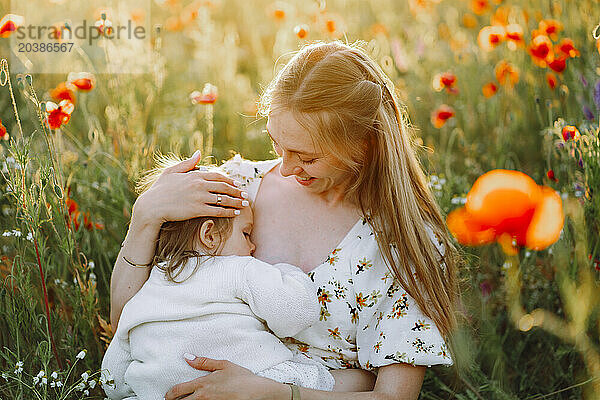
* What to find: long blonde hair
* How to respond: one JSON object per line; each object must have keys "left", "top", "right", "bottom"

{"left": 258, "top": 41, "right": 463, "bottom": 342}
{"left": 135, "top": 153, "right": 233, "bottom": 283}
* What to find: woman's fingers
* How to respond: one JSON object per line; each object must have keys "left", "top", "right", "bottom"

{"left": 202, "top": 205, "right": 242, "bottom": 218}
{"left": 164, "top": 377, "right": 201, "bottom": 400}
{"left": 203, "top": 191, "right": 248, "bottom": 209}
{"left": 205, "top": 181, "right": 248, "bottom": 200}
{"left": 165, "top": 150, "right": 202, "bottom": 174}
{"left": 185, "top": 357, "right": 231, "bottom": 372}
{"left": 189, "top": 170, "right": 241, "bottom": 188}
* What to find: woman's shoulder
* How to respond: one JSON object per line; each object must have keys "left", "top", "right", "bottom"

{"left": 220, "top": 154, "right": 281, "bottom": 201}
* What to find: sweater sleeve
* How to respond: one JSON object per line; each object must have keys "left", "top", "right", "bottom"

{"left": 239, "top": 258, "right": 320, "bottom": 338}
{"left": 101, "top": 331, "right": 136, "bottom": 399}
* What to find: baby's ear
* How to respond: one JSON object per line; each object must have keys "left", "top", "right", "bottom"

{"left": 198, "top": 220, "right": 218, "bottom": 249}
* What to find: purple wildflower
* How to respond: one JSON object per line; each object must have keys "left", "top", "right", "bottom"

{"left": 583, "top": 105, "right": 595, "bottom": 120}
{"left": 480, "top": 280, "right": 492, "bottom": 298}
{"left": 581, "top": 75, "right": 588, "bottom": 88}
{"left": 594, "top": 81, "right": 600, "bottom": 109}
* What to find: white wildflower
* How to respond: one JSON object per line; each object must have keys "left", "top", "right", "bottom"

{"left": 26, "top": 232, "right": 34, "bottom": 242}
{"left": 88, "top": 379, "right": 97, "bottom": 389}
{"left": 88, "top": 260, "right": 95, "bottom": 269}
{"left": 41, "top": 377, "right": 47, "bottom": 385}
{"left": 14, "top": 361, "right": 23, "bottom": 374}
{"left": 81, "top": 371, "right": 89, "bottom": 382}
{"left": 2, "top": 372, "right": 8, "bottom": 381}
{"left": 55, "top": 380, "right": 63, "bottom": 387}
{"left": 89, "top": 272, "right": 97, "bottom": 282}
{"left": 75, "top": 382, "right": 85, "bottom": 391}
{"left": 33, "top": 376, "right": 39, "bottom": 385}
{"left": 36, "top": 370, "right": 45, "bottom": 378}
{"left": 83, "top": 389, "right": 89, "bottom": 395}
{"left": 76, "top": 350, "right": 87, "bottom": 359}
{"left": 51, "top": 371, "right": 58, "bottom": 379}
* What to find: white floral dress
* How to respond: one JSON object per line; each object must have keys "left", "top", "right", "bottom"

{"left": 221, "top": 154, "right": 453, "bottom": 371}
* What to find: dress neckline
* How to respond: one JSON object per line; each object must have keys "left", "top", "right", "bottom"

{"left": 310, "top": 217, "right": 364, "bottom": 272}
{"left": 254, "top": 157, "right": 365, "bottom": 274}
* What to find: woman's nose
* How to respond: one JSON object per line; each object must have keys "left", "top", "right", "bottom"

{"left": 279, "top": 155, "right": 303, "bottom": 177}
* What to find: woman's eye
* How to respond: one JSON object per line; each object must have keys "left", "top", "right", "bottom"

{"left": 299, "top": 158, "right": 317, "bottom": 165}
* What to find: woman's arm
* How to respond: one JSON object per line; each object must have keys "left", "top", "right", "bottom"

{"left": 164, "top": 356, "right": 426, "bottom": 400}
{"left": 110, "top": 152, "right": 247, "bottom": 330}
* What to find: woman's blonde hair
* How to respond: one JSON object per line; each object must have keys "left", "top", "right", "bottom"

{"left": 258, "top": 41, "right": 463, "bottom": 342}
{"left": 135, "top": 154, "right": 233, "bottom": 283}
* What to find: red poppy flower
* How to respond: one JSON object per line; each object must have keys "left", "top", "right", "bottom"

{"left": 50, "top": 82, "right": 77, "bottom": 104}
{"left": 267, "top": 2, "right": 289, "bottom": 21}
{"left": 46, "top": 100, "right": 74, "bottom": 130}
{"left": 180, "top": 1, "right": 201, "bottom": 25}
{"left": 555, "top": 38, "right": 580, "bottom": 58}
{"left": 528, "top": 34, "right": 553, "bottom": 67}
{"left": 471, "top": 0, "right": 490, "bottom": 15}
{"left": 546, "top": 72, "right": 558, "bottom": 89}
{"left": 504, "top": 24, "right": 524, "bottom": 48}
{"left": 431, "top": 105, "right": 455, "bottom": 128}
{"left": 482, "top": 82, "right": 498, "bottom": 98}
{"left": 95, "top": 18, "right": 113, "bottom": 36}
{"left": 447, "top": 169, "right": 564, "bottom": 252}
{"left": 325, "top": 19, "right": 336, "bottom": 34}
{"left": 548, "top": 56, "right": 567, "bottom": 73}
{"left": 491, "top": 6, "right": 509, "bottom": 26}
{"left": 0, "top": 119, "right": 8, "bottom": 141}
{"left": 478, "top": 25, "right": 505, "bottom": 52}
{"left": 64, "top": 188, "right": 104, "bottom": 231}
{"left": 293, "top": 24, "right": 309, "bottom": 39}
{"left": 190, "top": 83, "right": 218, "bottom": 105}
{"left": 561, "top": 125, "right": 580, "bottom": 141}
{"left": 495, "top": 61, "right": 519, "bottom": 87}
{"left": 68, "top": 72, "right": 95, "bottom": 91}
{"left": 433, "top": 72, "right": 458, "bottom": 93}
{"left": 547, "top": 169, "right": 558, "bottom": 182}
{"left": 0, "top": 14, "right": 24, "bottom": 38}
{"left": 538, "top": 19, "right": 562, "bottom": 41}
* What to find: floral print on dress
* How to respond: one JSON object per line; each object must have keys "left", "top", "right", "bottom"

{"left": 220, "top": 155, "right": 454, "bottom": 371}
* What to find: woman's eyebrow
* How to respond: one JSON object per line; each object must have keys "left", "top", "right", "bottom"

{"left": 262, "top": 128, "right": 321, "bottom": 156}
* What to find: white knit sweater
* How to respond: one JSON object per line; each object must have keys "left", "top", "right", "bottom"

{"left": 101, "top": 255, "right": 320, "bottom": 399}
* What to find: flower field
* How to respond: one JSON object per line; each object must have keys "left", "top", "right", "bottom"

{"left": 0, "top": 0, "right": 599, "bottom": 398}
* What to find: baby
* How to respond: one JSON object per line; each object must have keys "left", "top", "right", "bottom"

{"left": 101, "top": 159, "right": 335, "bottom": 399}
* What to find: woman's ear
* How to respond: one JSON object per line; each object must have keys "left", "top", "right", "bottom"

{"left": 199, "top": 220, "right": 218, "bottom": 249}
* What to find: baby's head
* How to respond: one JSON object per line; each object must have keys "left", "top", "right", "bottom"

{"left": 136, "top": 153, "right": 255, "bottom": 282}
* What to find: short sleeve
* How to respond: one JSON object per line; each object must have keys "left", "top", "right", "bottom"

{"left": 220, "top": 154, "right": 281, "bottom": 203}
{"left": 353, "top": 223, "right": 453, "bottom": 369}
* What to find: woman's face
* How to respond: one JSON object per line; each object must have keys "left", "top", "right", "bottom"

{"left": 265, "top": 110, "right": 349, "bottom": 194}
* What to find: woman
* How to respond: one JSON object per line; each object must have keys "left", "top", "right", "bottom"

{"left": 110, "top": 41, "right": 461, "bottom": 400}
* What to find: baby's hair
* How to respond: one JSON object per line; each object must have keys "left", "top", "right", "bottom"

{"left": 135, "top": 153, "right": 234, "bottom": 283}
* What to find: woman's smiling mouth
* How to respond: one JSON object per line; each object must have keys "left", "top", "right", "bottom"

{"left": 295, "top": 176, "right": 316, "bottom": 186}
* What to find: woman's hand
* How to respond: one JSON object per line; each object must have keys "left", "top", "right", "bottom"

{"left": 164, "top": 356, "right": 289, "bottom": 400}
{"left": 110, "top": 150, "right": 249, "bottom": 329}
{"left": 134, "top": 150, "right": 249, "bottom": 230}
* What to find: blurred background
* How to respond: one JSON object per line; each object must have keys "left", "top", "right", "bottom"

{"left": 0, "top": 0, "right": 599, "bottom": 398}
